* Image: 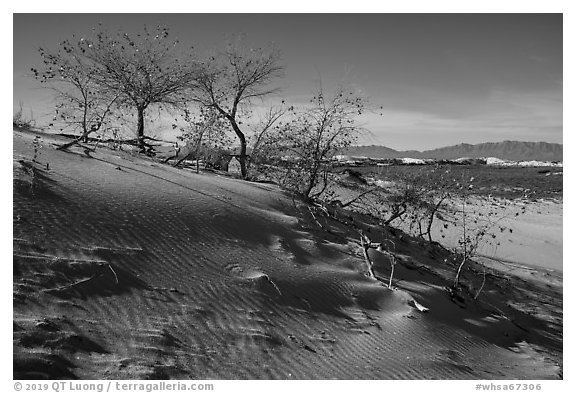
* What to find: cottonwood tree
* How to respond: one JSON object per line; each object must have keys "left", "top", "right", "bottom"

{"left": 274, "top": 85, "right": 366, "bottom": 200}
{"left": 190, "top": 40, "right": 284, "bottom": 178}
{"left": 32, "top": 40, "right": 120, "bottom": 148}
{"left": 80, "top": 25, "right": 202, "bottom": 151}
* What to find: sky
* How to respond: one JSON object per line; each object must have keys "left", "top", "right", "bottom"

{"left": 12, "top": 13, "right": 563, "bottom": 150}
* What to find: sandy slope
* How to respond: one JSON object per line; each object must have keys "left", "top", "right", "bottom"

{"left": 13, "top": 130, "right": 562, "bottom": 379}
{"left": 427, "top": 198, "right": 562, "bottom": 272}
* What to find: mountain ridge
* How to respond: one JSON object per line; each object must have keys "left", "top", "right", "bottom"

{"left": 343, "top": 141, "right": 563, "bottom": 162}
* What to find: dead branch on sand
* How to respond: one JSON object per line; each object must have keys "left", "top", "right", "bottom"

{"left": 377, "top": 239, "right": 397, "bottom": 289}
{"left": 305, "top": 201, "right": 400, "bottom": 286}
{"left": 263, "top": 274, "right": 283, "bottom": 297}
{"left": 359, "top": 233, "right": 398, "bottom": 288}
{"left": 43, "top": 263, "right": 119, "bottom": 293}
{"left": 359, "top": 233, "right": 376, "bottom": 279}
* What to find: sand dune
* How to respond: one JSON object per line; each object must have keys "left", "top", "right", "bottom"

{"left": 13, "top": 130, "right": 562, "bottom": 379}
{"left": 427, "top": 198, "right": 562, "bottom": 272}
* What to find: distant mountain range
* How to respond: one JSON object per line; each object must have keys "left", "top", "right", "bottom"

{"left": 343, "top": 141, "right": 563, "bottom": 162}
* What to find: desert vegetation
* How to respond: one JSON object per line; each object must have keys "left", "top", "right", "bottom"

{"left": 26, "top": 24, "right": 556, "bottom": 299}
{"left": 14, "top": 22, "right": 562, "bottom": 380}
{"left": 23, "top": 23, "right": 565, "bottom": 300}
{"left": 32, "top": 26, "right": 201, "bottom": 152}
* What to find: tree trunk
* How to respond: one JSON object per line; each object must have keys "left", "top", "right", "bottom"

{"left": 426, "top": 209, "right": 434, "bottom": 243}
{"left": 228, "top": 119, "right": 248, "bottom": 178}
{"left": 427, "top": 194, "right": 449, "bottom": 243}
{"left": 454, "top": 255, "right": 467, "bottom": 289}
{"left": 304, "top": 160, "right": 321, "bottom": 200}
{"left": 136, "top": 106, "right": 145, "bottom": 152}
{"left": 304, "top": 175, "right": 317, "bottom": 200}
{"left": 82, "top": 93, "right": 89, "bottom": 143}
{"left": 239, "top": 139, "right": 248, "bottom": 178}
{"left": 454, "top": 199, "right": 468, "bottom": 289}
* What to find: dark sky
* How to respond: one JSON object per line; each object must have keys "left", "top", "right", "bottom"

{"left": 13, "top": 13, "right": 563, "bottom": 150}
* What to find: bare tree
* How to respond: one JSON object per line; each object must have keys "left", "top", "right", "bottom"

{"left": 273, "top": 84, "right": 366, "bottom": 200}
{"left": 32, "top": 40, "right": 120, "bottom": 148}
{"left": 190, "top": 40, "right": 284, "bottom": 178}
{"left": 80, "top": 25, "right": 202, "bottom": 151}
{"left": 434, "top": 174, "right": 520, "bottom": 292}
